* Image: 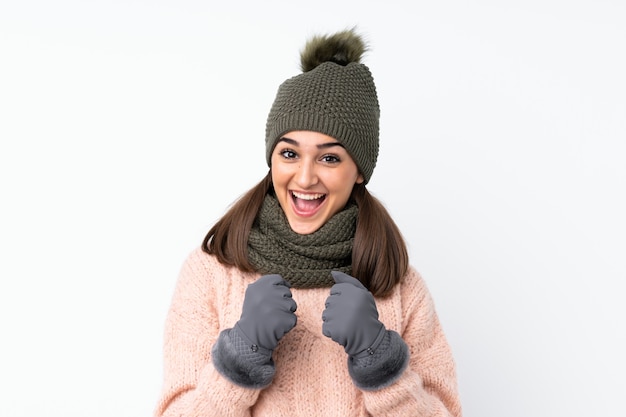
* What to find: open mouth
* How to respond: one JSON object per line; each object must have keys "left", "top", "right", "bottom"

{"left": 291, "top": 191, "right": 326, "bottom": 215}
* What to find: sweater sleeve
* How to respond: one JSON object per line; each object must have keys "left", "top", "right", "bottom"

{"left": 154, "top": 248, "right": 261, "bottom": 417}
{"left": 362, "top": 269, "right": 463, "bottom": 417}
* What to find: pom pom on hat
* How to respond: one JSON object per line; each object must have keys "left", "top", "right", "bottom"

{"left": 265, "top": 28, "right": 380, "bottom": 184}
{"left": 300, "top": 29, "right": 368, "bottom": 71}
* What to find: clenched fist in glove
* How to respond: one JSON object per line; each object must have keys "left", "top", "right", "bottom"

{"left": 322, "top": 271, "right": 409, "bottom": 391}
{"left": 236, "top": 274, "right": 298, "bottom": 352}
{"left": 322, "top": 271, "right": 386, "bottom": 356}
{"left": 212, "top": 274, "right": 297, "bottom": 388}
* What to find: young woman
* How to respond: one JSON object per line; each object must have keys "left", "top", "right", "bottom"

{"left": 154, "top": 29, "right": 462, "bottom": 417}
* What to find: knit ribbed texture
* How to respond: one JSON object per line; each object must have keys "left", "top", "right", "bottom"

{"left": 248, "top": 193, "right": 357, "bottom": 288}
{"left": 154, "top": 249, "right": 463, "bottom": 417}
{"left": 265, "top": 61, "right": 380, "bottom": 183}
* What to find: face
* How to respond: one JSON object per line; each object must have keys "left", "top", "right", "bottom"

{"left": 271, "top": 130, "right": 364, "bottom": 235}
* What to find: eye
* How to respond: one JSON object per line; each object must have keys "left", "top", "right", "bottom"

{"left": 279, "top": 149, "right": 298, "bottom": 160}
{"left": 320, "top": 154, "right": 341, "bottom": 164}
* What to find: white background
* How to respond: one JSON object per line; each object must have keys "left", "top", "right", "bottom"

{"left": 1, "top": 1, "right": 624, "bottom": 416}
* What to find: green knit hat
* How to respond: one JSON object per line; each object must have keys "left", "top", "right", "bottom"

{"left": 265, "top": 29, "right": 380, "bottom": 183}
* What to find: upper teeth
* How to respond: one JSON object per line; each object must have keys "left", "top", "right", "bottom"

{"left": 293, "top": 192, "right": 324, "bottom": 200}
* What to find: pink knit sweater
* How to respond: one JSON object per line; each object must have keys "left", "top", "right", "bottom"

{"left": 154, "top": 247, "right": 462, "bottom": 417}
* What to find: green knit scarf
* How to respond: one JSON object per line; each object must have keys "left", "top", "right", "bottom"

{"left": 248, "top": 193, "right": 357, "bottom": 288}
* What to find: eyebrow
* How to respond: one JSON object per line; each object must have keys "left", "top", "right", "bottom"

{"left": 278, "top": 137, "right": 345, "bottom": 150}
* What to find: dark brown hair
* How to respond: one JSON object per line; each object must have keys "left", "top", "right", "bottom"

{"left": 202, "top": 171, "right": 408, "bottom": 297}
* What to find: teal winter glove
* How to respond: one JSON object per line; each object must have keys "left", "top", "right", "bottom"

{"left": 322, "top": 271, "right": 409, "bottom": 390}
{"left": 212, "top": 274, "right": 297, "bottom": 388}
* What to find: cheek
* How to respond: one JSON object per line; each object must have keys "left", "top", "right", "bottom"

{"left": 270, "top": 164, "right": 287, "bottom": 186}
{"left": 325, "top": 171, "right": 358, "bottom": 195}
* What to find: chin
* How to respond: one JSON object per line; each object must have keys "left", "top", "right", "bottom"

{"left": 288, "top": 220, "right": 323, "bottom": 235}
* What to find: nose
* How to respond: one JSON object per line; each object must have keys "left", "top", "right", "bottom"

{"left": 294, "top": 160, "right": 318, "bottom": 188}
